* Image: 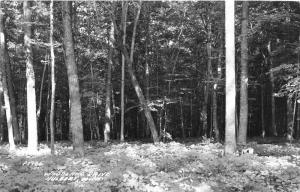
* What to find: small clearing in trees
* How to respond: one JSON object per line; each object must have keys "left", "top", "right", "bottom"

{"left": 0, "top": 140, "right": 300, "bottom": 192}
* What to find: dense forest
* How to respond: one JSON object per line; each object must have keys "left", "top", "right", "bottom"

{"left": 0, "top": 1, "right": 300, "bottom": 191}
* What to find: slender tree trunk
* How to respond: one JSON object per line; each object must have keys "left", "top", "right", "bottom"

{"left": 267, "top": 41, "right": 277, "bottom": 136}
{"left": 45, "top": 75, "right": 51, "bottom": 142}
{"left": 0, "top": 6, "right": 15, "bottom": 150}
{"left": 120, "top": 2, "right": 128, "bottom": 142}
{"left": 202, "top": 86, "right": 208, "bottom": 137}
{"left": 50, "top": 0, "right": 55, "bottom": 154}
{"left": 190, "top": 95, "right": 193, "bottom": 137}
{"left": 163, "top": 98, "right": 167, "bottom": 140}
{"left": 212, "top": 89, "right": 218, "bottom": 141}
{"left": 62, "top": 1, "right": 84, "bottom": 156}
{"left": 24, "top": 0, "right": 38, "bottom": 154}
{"left": 104, "top": 22, "right": 114, "bottom": 143}
{"left": 291, "top": 97, "right": 297, "bottom": 140}
{"left": 297, "top": 101, "right": 300, "bottom": 139}
{"left": 287, "top": 97, "right": 293, "bottom": 140}
{"left": 111, "top": 88, "right": 116, "bottom": 139}
{"left": 37, "top": 56, "right": 47, "bottom": 123}
{"left": 225, "top": 0, "right": 236, "bottom": 155}
{"left": 238, "top": 1, "right": 249, "bottom": 145}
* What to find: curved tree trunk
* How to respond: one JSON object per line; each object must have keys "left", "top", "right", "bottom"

{"left": 129, "top": 1, "right": 158, "bottom": 143}
{"left": 118, "top": 1, "right": 159, "bottom": 143}
{"left": 62, "top": 1, "right": 84, "bottom": 156}
{"left": 238, "top": 1, "right": 249, "bottom": 145}
{"left": 24, "top": 0, "right": 38, "bottom": 154}
{"left": 225, "top": 0, "right": 236, "bottom": 155}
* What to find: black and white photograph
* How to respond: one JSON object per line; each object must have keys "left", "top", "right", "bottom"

{"left": 0, "top": 0, "right": 300, "bottom": 191}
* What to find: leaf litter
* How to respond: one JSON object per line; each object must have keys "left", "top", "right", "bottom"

{"left": 0, "top": 140, "right": 300, "bottom": 192}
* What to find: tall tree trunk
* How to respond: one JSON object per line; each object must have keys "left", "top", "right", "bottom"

{"left": 0, "top": 5, "right": 15, "bottom": 150}
{"left": 45, "top": 74, "right": 51, "bottom": 142}
{"left": 50, "top": 0, "right": 55, "bottom": 154}
{"left": 62, "top": 1, "right": 84, "bottom": 156}
{"left": 5, "top": 54, "right": 19, "bottom": 143}
{"left": 225, "top": 0, "right": 236, "bottom": 155}
{"left": 238, "top": 1, "right": 249, "bottom": 145}
{"left": 24, "top": 0, "right": 38, "bottom": 153}
{"left": 267, "top": 41, "right": 277, "bottom": 136}
{"left": 119, "top": 1, "right": 159, "bottom": 143}
{"left": 120, "top": 2, "right": 127, "bottom": 142}
{"left": 104, "top": 22, "right": 114, "bottom": 143}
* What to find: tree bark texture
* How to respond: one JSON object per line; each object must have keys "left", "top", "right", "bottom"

{"left": 225, "top": 0, "right": 236, "bottom": 155}
{"left": 238, "top": 1, "right": 249, "bottom": 145}
{"left": 24, "top": 0, "right": 38, "bottom": 153}
{"left": 63, "top": 1, "right": 84, "bottom": 156}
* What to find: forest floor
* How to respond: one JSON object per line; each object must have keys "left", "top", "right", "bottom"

{"left": 0, "top": 138, "right": 300, "bottom": 192}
